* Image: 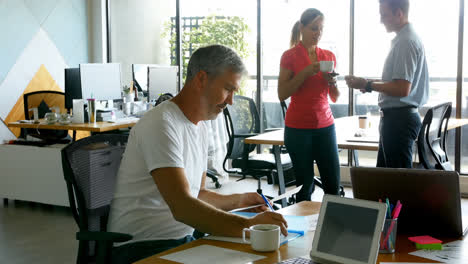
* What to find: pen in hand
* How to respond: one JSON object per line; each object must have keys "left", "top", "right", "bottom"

{"left": 258, "top": 190, "right": 275, "bottom": 211}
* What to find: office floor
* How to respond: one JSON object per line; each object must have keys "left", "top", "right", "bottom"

{"left": 0, "top": 176, "right": 466, "bottom": 264}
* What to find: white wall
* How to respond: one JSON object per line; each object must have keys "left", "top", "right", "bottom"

{"left": 109, "top": 0, "right": 174, "bottom": 86}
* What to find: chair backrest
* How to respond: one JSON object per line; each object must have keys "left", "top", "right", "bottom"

{"left": 223, "top": 96, "right": 260, "bottom": 170}
{"left": 24, "top": 90, "right": 66, "bottom": 119}
{"left": 61, "top": 134, "right": 128, "bottom": 259}
{"left": 417, "top": 102, "right": 452, "bottom": 170}
{"left": 23, "top": 91, "right": 69, "bottom": 141}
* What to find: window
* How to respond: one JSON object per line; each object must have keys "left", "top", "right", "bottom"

{"left": 262, "top": 0, "right": 350, "bottom": 163}
{"left": 462, "top": 0, "right": 468, "bottom": 173}
{"left": 354, "top": 0, "right": 459, "bottom": 167}
{"left": 353, "top": 0, "right": 391, "bottom": 166}
{"left": 179, "top": 0, "right": 257, "bottom": 98}
{"left": 107, "top": 1, "right": 468, "bottom": 175}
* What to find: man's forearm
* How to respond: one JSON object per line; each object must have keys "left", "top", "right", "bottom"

{"left": 371, "top": 80, "right": 410, "bottom": 97}
{"left": 175, "top": 194, "right": 250, "bottom": 237}
{"left": 198, "top": 189, "right": 242, "bottom": 211}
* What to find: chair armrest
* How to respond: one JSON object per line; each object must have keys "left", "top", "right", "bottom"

{"left": 76, "top": 231, "right": 132, "bottom": 243}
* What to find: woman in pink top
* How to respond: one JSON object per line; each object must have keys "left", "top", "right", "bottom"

{"left": 278, "top": 8, "right": 340, "bottom": 201}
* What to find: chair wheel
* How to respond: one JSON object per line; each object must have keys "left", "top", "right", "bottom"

{"left": 339, "top": 187, "right": 345, "bottom": 197}
{"left": 215, "top": 182, "right": 222, "bottom": 189}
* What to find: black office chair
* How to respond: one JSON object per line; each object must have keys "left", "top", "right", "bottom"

{"left": 280, "top": 101, "right": 345, "bottom": 197}
{"left": 417, "top": 102, "right": 453, "bottom": 170}
{"left": 223, "top": 95, "right": 293, "bottom": 195}
{"left": 61, "top": 134, "right": 132, "bottom": 264}
{"left": 23, "top": 90, "right": 71, "bottom": 144}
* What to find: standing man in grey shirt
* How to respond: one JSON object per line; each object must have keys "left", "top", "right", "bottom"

{"left": 345, "top": 0, "right": 429, "bottom": 168}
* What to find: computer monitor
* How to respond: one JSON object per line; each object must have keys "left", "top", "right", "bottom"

{"left": 148, "top": 66, "right": 179, "bottom": 101}
{"left": 79, "top": 63, "right": 122, "bottom": 101}
{"left": 132, "top": 64, "right": 160, "bottom": 93}
{"left": 64, "top": 68, "right": 82, "bottom": 110}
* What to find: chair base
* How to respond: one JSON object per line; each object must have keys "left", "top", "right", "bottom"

{"left": 206, "top": 169, "right": 222, "bottom": 189}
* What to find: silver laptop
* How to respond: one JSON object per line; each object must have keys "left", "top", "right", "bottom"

{"left": 351, "top": 167, "right": 463, "bottom": 237}
{"left": 306, "top": 195, "right": 387, "bottom": 264}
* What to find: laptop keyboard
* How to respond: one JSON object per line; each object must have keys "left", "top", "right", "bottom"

{"left": 278, "top": 257, "right": 314, "bottom": 264}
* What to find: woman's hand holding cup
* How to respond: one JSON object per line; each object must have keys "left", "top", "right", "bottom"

{"left": 305, "top": 62, "right": 320, "bottom": 76}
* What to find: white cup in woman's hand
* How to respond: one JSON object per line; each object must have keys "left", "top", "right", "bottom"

{"left": 320, "top": 61, "right": 334, "bottom": 73}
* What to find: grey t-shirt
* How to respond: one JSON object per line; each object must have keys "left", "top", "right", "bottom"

{"left": 379, "top": 23, "right": 429, "bottom": 109}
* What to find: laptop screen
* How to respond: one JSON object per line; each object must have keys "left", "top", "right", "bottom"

{"left": 316, "top": 201, "right": 378, "bottom": 262}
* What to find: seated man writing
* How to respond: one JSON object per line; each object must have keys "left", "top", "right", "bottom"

{"left": 108, "top": 44, "right": 288, "bottom": 264}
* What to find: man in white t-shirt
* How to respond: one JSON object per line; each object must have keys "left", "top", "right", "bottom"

{"left": 108, "top": 45, "right": 288, "bottom": 263}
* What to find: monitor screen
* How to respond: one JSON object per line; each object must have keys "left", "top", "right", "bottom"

{"left": 79, "top": 63, "right": 122, "bottom": 101}
{"left": 132, "top": 64, "right": 159, "bottom": 92}
{"left": 65, "top": 68, "right": 82, "bottom": 110}
{"left": 316, "top": 201, "right": 378, "bottom": 262}
{"left": 148, "top": 66, "right": 179, "bottom": 101}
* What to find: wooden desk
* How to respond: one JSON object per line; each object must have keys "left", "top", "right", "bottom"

{"left": 8, "top": 119, "right": 138, "bottom": 140}
{"left": 8, "top": 119, "right": 138, "bottom": 133}
{"left": 135, "top": 201, "right": 465, "bottom": 264}
{"left": 244, "top": 117, "right": 380, "bottom": 151}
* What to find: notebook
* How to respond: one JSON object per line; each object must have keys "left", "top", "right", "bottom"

{"left": 351, "top": 167, "right": 463, "bottom": 237}
{"left": 204, "top": 212, "right": 310, "bottom": 245}
{"left": 307, "top": 195, "right": 387, "bottom": 264}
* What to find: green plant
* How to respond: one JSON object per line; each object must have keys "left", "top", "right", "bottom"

{"left": 162, "top": 15, "right": 251, "bottom": 94}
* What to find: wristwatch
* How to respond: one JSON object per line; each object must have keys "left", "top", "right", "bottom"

{"left": 365, "top": 81, "right": 373, "bottom": 93}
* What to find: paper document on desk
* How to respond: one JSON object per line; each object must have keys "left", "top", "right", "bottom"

{"left": 204, "top": 213, "right": 318, "bottom": 245}
{"left": 160, "top": 244, "right": 265, "bottom": 264}
{"left": 205, "top": 231, "right": 303, "bottom": 246}
{"left": 234, "top": 212, "right": 306, "bottom": 231}
{"left": 409, "top": 240, "right": 468, "bottom": 263}
{"left": 230, "top": 186, "right": 303, "bottom": 213}
{"left": 233, "top": 212, "right": 317, "bottom": 233}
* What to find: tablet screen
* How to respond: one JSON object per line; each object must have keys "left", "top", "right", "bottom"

{"left": 316, "top": 201, "right": 378, "bottom": 262}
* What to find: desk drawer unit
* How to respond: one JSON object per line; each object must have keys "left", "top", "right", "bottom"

{"left": 72, "top": 145, "right": 125, "bottom": 210}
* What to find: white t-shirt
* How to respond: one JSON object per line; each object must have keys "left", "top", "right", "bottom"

{"left": 108, "top": 101, "right": 209, "bottom": 243}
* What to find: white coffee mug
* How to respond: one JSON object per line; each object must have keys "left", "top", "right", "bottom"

{"left": 242, "top": 224, "right": 280, "bottom": 252}
{"left": 320, "top": 61, "right": 334, "bottom": 73}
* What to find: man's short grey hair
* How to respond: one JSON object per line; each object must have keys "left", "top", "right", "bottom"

{"left": 380, "top": 0, "right": 409, "bottom": 16}
{"left": 185, "top": 44, "right": 247, "bottom": 82}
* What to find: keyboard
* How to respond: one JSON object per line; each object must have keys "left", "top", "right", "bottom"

{"left": 278, "top": 257, "right": 315, "bottom": 264}
{"left": 109, "top": 117, "right": 139, "bottom": 124}
{"left": 9, "top": 140, "right": 50, "bottom": 147}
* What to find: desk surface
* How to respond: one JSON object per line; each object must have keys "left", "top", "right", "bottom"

{"left": 7, "top": 119, "right": 138, "bottom": 133}
{"left": 135, "top": 201, "right": 465, "bottom": 264}
{"left": 245, "top": 116, "right": 468, "bottom": 152}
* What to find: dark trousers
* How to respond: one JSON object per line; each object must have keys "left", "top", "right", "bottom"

{"left": 284, "top": 124, "right": 340, "bottom": 202}
{"left": 377, "top": 107, "right": 422, "bottom": 168}
{"left": 111, "top": 235, "right": 194, "bottom": 264}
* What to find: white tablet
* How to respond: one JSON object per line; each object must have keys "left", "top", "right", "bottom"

{"left": 310, "top": 195, "right": 387, "bottom": 264}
